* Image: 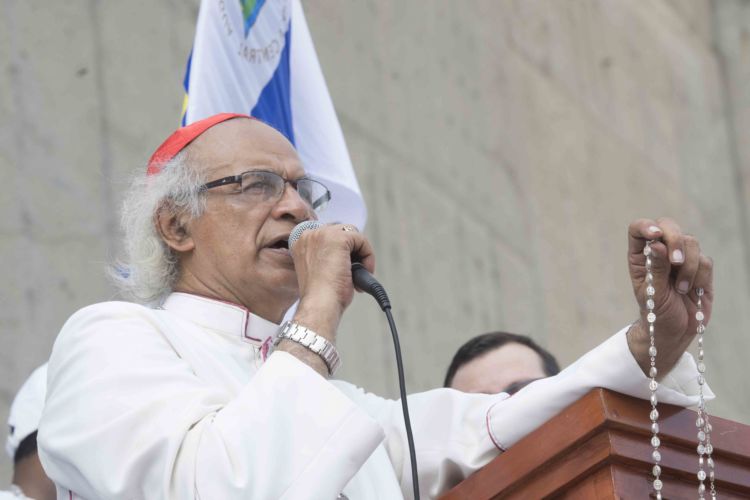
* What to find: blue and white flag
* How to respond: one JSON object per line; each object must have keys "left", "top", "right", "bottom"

{"left": 182, "top": 0, "right": 366, "bottom": 229}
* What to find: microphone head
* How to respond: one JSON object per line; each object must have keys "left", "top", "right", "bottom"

{"left": 288, "top": 220, "right": 324, "bottom": 250}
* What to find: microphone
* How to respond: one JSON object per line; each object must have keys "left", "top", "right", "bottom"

{"left": 288, "top": 221, "right": 391, "bottom": 310}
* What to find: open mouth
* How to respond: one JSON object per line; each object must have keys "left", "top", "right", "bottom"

{"left": 267, "top": 238, "right": 289, "bottom": 251}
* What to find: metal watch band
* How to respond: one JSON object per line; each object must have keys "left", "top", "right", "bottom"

{"left": 275, "top": 321, "right": 341, "bottom": 376}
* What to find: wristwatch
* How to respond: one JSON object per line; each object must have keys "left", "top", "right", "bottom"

{"left": 275, "top": 321, "right": 341, "bottom": 376}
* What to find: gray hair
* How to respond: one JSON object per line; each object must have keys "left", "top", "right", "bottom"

{"left": 110, "top": 152, "right": 207, "bottom": 305}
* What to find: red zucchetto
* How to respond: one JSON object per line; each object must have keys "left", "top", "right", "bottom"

{"left": 146, "top": 113, "right": 255, "bottom": 175}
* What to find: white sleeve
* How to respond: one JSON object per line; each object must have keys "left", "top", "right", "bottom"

{"left": 338, "top": 325, "right": 709, "bottom": 499}
{"left": 37, "top": 303, "right": 384, "bottom": 500}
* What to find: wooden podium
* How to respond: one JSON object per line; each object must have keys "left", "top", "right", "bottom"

{"left": 440, "top": 389, "right": 750, "bottom": 499}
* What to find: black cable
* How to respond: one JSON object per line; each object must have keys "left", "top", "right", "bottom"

{"left": 351, "top": 263, "right": 420, "bottom": 499}
{"left": 385, "top": 306, "right": 420, "bottom": 500}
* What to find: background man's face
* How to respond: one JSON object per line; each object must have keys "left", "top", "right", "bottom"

{"left": 179, "top": 119, "right": 313, "bottom": 315}
{"left": 449, "top": 342, "right": 548, "bottom": 394}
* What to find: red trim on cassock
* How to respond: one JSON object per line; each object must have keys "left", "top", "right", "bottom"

{"left": 485, "top": 401, "right": 507, "bottom": 452}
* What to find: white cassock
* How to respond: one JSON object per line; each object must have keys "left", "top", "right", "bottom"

{"left": 38, "top": 293, "right": 709, "bottom": 500}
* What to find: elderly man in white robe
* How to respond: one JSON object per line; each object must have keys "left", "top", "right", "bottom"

{"left": 37, "top": 113, "right": 714, "bottom": 500}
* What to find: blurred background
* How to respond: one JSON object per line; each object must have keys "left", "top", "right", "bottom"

{"left": 2, "top": 0, "right": 749, "bottom": 486}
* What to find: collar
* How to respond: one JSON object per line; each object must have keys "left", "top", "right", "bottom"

{"left": 162, "top": 292, "right": 281, "bottom": 347}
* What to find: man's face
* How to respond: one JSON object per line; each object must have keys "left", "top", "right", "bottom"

{"left": 449, "top": 342, "right": 548, "bottom": 394}
{"left": 176, "top": 119, "right": 314, "bottom": 320}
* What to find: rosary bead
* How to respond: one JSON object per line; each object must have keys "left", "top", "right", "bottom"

{"left": 650, "top": 409, "right": 659, "bottom": 421}
{"left": 706, "top": 444, "right": 713, "bottom": 454}
{"left": 698, "top": 430, "right": 706, "bottom": 441}
{"left": 652, "top": 450, "right": 662, "bottom": 462}
{"left": 647, "top": 312, "right": 656, "bottom": 323}
{"left": 651, "top": 422, "right": 659, "bottom": 434}
{"left": 652, "top": 464, "right": 661, "bottom": 476}
{"left": 707, "top": 457, "right": 714, "bottom": 468}
{"left": 698, "top": 362, "right": 706, "bottom": 373}
{"left": 650, "top": 394, "right": 658, "bottom": 406}
{"left": 695, "top": 311, "right": 705, "bottom": 321}
{"left": 653, "top": 479, "right": 663, "bottom": 491}
{"left": 649, "top": 380, "right": 658, "bottom": 391}
{"left": 698, "top": 324, "right": 706, "bottom": 334}
{"left": 651, "top": 436, "right": 660, "bottom": 447}
{"left": 647, "top": 286, "right": 655, "bottom": 297}
{"left": 698, "top": 444, "right": 706, "bottom": 455}
{"left": 646, "top": 298, "right": 654, "bottom": 309}
{"left": 696, "top": 417, "right": 705, "bottom": 427}
{"left": 698, "top": 470, "right": 707, "bottom": 481}
{"left": 649, "top": 366, "right": 658, "bottom": 378}
{"left": 644, "top": 245, "right": 652, "bottom": 256}
{"left": 649, "top": 346, "right": 658, "bottom": 357}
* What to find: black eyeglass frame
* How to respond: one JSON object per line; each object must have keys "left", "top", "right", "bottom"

{"left": 199, "top": 169, "right": 332, "bottom": 211}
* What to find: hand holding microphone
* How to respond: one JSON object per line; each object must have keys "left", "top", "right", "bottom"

{"left": 287, "top": 221, "right": 377, "bottom": 342}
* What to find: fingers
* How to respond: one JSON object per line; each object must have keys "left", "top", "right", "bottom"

{"left": 628, "top": 219, "right": 664, "bottom": 257}
{"left": 293, "top": 223, "right": 376, "bottom": 274}
{"left": 629, "top": 219, "right": 670, "bottom": 292}
{"left": 655, "top": 217, "right": 686, "bottom": 266}
{"left": 630, "top": 217, "right": 711, "bottom": 298}
{"left": 343, "top": 225, "right": 376, "bottom": 275}
{"left": 674, "top": 235, "right": 700, "bottom": 295}
{"left": 693, "top": 254, "right": 714, "bottom": 300}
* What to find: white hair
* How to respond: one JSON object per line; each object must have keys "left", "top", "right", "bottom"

{"left": 110, "top": 152, "right": 207, "bottom": 305}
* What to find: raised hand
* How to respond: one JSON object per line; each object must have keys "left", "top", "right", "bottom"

{"left": 290, "top": 223, "right": 375, "bottom": 342}
{"left": 626, "top": 218, "right": 714, "bottom": 377}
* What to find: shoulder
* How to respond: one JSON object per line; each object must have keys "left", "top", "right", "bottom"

{"left": 59, "top": 300, "right": 167, "bottom": 336}
{"left": 65, "top": 300, "right": 156, "bottom": 323}
{"left": 51, "top": 301, "right": 172, "bottom": 367}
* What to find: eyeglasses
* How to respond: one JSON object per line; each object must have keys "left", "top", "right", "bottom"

{"left": 200, "top": 169, "right": 331, "bottom": 213}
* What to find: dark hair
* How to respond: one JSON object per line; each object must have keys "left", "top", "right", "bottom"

{"left": 13, "top": 430, "right": 38, "bottom": 465}
{"left": 444, "top": 331, "right": 560, "bottom": 388}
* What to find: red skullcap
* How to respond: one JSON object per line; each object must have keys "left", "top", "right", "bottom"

{"left": 146, "top": 113, "right": 255, "bottom": 175}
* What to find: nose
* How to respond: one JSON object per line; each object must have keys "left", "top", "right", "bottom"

{"left": 271, "top": 183, "right": 313, "bottom": 222}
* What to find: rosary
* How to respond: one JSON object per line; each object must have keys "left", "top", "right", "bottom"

{"left": 644, "top": 241, "right": 715, "bottom": 499}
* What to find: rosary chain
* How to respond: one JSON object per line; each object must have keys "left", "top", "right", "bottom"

{"left": 644, "top": 241, "right": 716, "bottom": 499}
{"left": 644, "top": 242, "right": 663, "bottom": 498}
{"left": 695, "top": 288, "right": 716, "bottom": 499}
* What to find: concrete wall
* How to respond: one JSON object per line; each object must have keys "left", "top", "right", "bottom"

{"left": 2, "top": 0, "right": 748, "bottom": 487}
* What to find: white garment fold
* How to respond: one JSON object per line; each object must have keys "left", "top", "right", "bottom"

{"left": 38, "top": 293, "right": 708, "bottom": 500}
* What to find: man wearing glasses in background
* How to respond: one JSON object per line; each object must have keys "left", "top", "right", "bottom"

{"left": 37, "top": 114, "right": 715, "bottom": 499}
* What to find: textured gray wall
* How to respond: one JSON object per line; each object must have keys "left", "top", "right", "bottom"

{"left": 2, "top": 0, "right": 749, "bottom": 487}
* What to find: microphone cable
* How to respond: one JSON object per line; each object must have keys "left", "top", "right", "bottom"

{"left": 288, "top": 223, "right": 420, "bottom": 498}
{"left": 351, "top": 263, "right": 420, "bottom": 500}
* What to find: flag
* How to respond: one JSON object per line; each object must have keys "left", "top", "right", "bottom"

{"left": 181, "top": 0, "right": 366, "bottom": 229}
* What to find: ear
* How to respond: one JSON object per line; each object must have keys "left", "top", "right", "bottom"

{"left": 155, "top": 202, "right": 195, "bottom": 253}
